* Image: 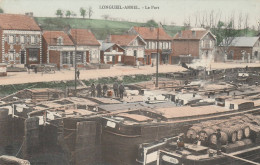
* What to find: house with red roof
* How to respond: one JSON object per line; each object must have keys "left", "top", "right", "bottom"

{"left": 99, "top": 41, "right": 125, "bottom": 65}
{"left": 68, "top": 29, "right": 100, "bottom": 66}
{"left": 128, "top": 26, "right": 172, "bottom": 65}
{"left": 0, "top": 14, "right": 42, "bottom": 65}
{"left": 42, "top": 31, "right": 75, "bottom": 69}
{"left": 109, "top": 34, "right": 146, "bottom": 65}
{"left": 171, "top": 28, "right": 216, "bottom": 64}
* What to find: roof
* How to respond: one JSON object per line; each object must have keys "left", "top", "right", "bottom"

{"left": 70, "top": 29, "right": 100, "bottom": 46}
{"left": 226, "top": 99, "right": 254, "bottom": 105}
{"left": 173, "top": 30, "right": 214, "bottom": 40}
{"left": 153, "top": 105, "right": 228, "bottom": 119}
{"left": 132, "top": 26, "right": 172, "bottom": 40}
{"left": 0, "top": 14, "right": 41, "bottom": 31}
{"left": 43, "top": 31, "right": 74, "bottom": 46}
{"left": 117, "top": 113, "right": 152, "bottom": 122}
{"left": 220, "top": 37, "right": 259, "bottom": 47}
{"left": 110, "top": 34, "right": 140, "bottom": 46}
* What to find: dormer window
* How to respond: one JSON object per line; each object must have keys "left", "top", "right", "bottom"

{"left": 57, "top": 37, "right": 63, "bottom": 45}
{"left": 192, "top": 31, "right": 196, "bottom": 37}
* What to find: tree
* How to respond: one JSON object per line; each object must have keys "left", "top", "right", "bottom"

{"left": 56, "top": 9, "right": 63, "bottom": 18}
{"left": 87, "top": 6, "right": 93, "bottom": 19}
{"left": 145, "top": 19, "right": 158, "bottom": 27}
{"left": 0, "top": 8, "right": 4, "bottom": 13}
{"left": 65, "top": 10, "right": 71, "bottom": 18}
{"left": 80, "top": 7, "right": 86, "bottom": 18}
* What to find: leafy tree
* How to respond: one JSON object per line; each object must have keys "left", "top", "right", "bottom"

{"left": 56, "top": 9, "right": 63, "bottom": 18}
{"left": 65, "top": 10, "right": 71, "bottom": 18}
{"left": 0, "top": 8, "right": 4, "bottom": 13}
{"left": 87, "top": 6, "right": 93, "bottom": 19}
{"left": 145, "top": 19, "right": 158, "bottom": 27}
{"left": 80, "top": 7, "right": 86, "bottom": 18}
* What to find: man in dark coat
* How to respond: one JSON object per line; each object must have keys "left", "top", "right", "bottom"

{"left": 103, "top": 83, "right": 108, "bottom": 97}
{"left": 96, "top": 83, "right": 102, "bottom": 97}
{"left": 119, "top": 83, "right": 125, "bottom": 99}
{"left": 90, "top": 83, "right": 96, "bottom": 97}
{"left": 76, "top": 70, "right": 80, "bottom": 79}
{"left": 113, "top": 82, "right": 119, "bottom": 97}
{"left": 216, "top": 129, "right": 222, "bottom": 155}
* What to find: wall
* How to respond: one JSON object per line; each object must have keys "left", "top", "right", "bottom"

{"left": 49, "top": 50, "right": 60, "bottom": 68}
{"left": 172, "top": 40, "right": 199, "bottom": 57}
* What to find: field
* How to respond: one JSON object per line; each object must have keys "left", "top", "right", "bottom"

{"left": 35, "top": 17, "right": 184, "bottom": 39}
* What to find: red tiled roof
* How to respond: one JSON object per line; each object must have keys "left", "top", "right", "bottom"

{"left": 0, "top": 14, "right": 41, "bottom": 31}
{"left": 173, "top": 30, "right": 209, "bottom": 40}
{"left": 70, "top": 29, "right": 100, "bottom": 46}
{"left": 133, "top": 26, "right": 172, "bottom": 40}
{"left": 43, "top": 31, "right": 74, "bottom": 46}
{"left": 110, "top": 35, "right": 138, "bottom": 46}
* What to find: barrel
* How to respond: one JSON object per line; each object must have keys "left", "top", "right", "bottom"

{"left": 243, "top": 126, "right": 251, "bottom": 138}
{"left": 211, "top": 125, "right": 220, "bottom": 131}
{"left": 209, "top": 131, "right": 228, "bottom": 145}
{"left": 221, "top": 127, "right": 237, "bottom": 143}
{"left": 186, "top": 125, "right": 202, "bottom": 139}
{"left": 231, "top": 125, "right": 244, "bottom": 140}
{"left": 198, "top": 128, "right": 215, "bottom": 141}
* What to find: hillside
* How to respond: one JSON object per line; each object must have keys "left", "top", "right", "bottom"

{"left": 35, "top": 17, "right": 184, "bottom": 40}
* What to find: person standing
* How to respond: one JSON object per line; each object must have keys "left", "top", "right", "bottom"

{"left": 76, "top": 70, "right": 80, "bottom": 79}
{"left": 119, "top": 83, "right": 125, "bottom": 99}
{"left": 216, "top": 129, "right": 222, "bottom": 155}
{"left": 90, "top": 83, "right": 96, "bottom": 97}
{"left": 102, "top": 83, "right": 108, "bottom": 97}
{"left": 113, "top": 82, "right": 119, "bottom": 97}
{"left": 96, "top": 83, "right": 102, "bottom": 98}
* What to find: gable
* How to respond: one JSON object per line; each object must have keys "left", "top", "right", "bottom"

{"left": 129, "top": 36, "right": 146, "bottom": 46}
{"left": 201, "top": 32, "right": 216, "bottom": 41}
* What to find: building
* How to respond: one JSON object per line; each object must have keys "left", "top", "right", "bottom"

{"left": 109, "top": 34, "right": 146, "bottom": 65}
{"left": 128, "top": 26, "right": 172, "bottom": 65}
{"left": 42, "top": 31, "right": 75, "bottom": 69}
{"left": 69, "top": 29, "right": 100, "bottom": 66}
{"left": 99, "top": 41, "right": 125, "bottom": 65}
{"left": 0, "top": 14, "right": 42, "bottom": 65}
{"left": 219, "top": 37, "right": 260, "bottom": 62}
{"left": 171, "top": 29, "right": 216, "bottom": 64}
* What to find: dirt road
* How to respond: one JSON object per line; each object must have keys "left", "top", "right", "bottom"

{"left": 0, "top": 63, "right": 258, "bottom": 85}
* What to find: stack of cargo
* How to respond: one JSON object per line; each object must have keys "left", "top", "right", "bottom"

{"left": 186, "top": 114, "right": 260, "bottom": 151}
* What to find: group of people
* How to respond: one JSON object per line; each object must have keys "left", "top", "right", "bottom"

{"left": 90, "top": 82, "right": 125, "bottom": 99}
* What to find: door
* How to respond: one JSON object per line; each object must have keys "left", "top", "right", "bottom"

{"left": 21, "top": 51, "right": 25, "bottom": 64}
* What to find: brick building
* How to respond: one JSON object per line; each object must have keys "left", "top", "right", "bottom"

{"left": 109, "top": 34, "right": 146, "bottom": 65}
{"left": 42, "top": 31, "right": 75, "bottom": 69}
{"left": 128, "top": 26, "right": 172, "bottom": 65}
{"left": 99, "top": 41, "right": 125, "bottom": 65}
{"left": 0, "top": 14, "right": 42, "bottom": 65}
{"left": 69, "top": 29, "right": 100, "bottom": 66}
{"left": 219, "top": 37, "right": 260, "bottom": 62}
{"left": 171, "top": 29, "right": 216, "bottom": 64}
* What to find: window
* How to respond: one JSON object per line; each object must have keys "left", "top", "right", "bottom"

{"left": 57, "top": 37, "right": 63, "bottom": 45}
{"left": 228, "top": 51, "right": 234, "bottom": 60}
{"left": 159, "top": 42, "right": 162, "bottom": 49}
{"left": 31, "top": 36, "right": 36, "bottom": 44}
{"left": 9, "top": 35, "right": 14, "bottom": 44}
{"left": 76, "top": 52, "right": 84, "bottom": 63}
{"left": 169, "top": 42, "right": 171, "bottom": 49}
{"left": 28, "top": 48, "right": 39, "bottom": 62}
{"left": 20, "top": 36, "right": 25, "bottom": 44}
{"left": 62, "top": 52, "right": 70, "bottom": 64}
{"left": 9, "top": 51, "right": 15, "bottom": 61}
{"left": 134, "top": 50, "right": 137, "bottom": 57}
{"left": 230, "top": 104, "right": 234, "bottom": 109}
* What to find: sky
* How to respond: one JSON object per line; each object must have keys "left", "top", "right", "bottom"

{"left": 0, "top": 0, "right": 259, "bottom": 27}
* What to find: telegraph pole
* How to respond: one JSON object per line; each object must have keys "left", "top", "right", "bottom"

{"left": 155, "top": 23, "right": 161, "bottom": 87}
{"left": 74, "top": 30, "right": 77, "bottom": 96}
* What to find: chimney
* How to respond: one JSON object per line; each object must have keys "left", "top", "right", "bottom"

{"left": 178, "top": 31, "right": 182, "bottom": 38}
{"left": 192, "top": 31, "right": 196, "bottom": 37}
{"left": 25, "top": 12, "right": 33, "bottom": 17}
